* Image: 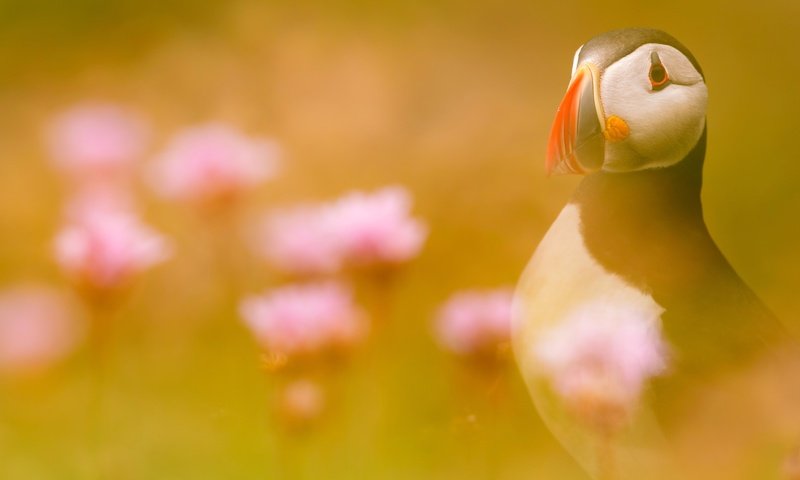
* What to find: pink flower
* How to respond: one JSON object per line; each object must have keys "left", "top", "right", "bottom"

{"left": 63, "top": 184, "right": 138, "bottom": 222}
{"left": 534, "top": 302, "right": 669, "bottom": 429}
{"left": 435, "top": 288, "right": 513, "bottom": 356}
{"left": 0, "top": 286, "right": 83, "bottom": 375}
{"left": 279, "top": 379, "right": 326, "bottom": 424}
{"left": 54, "top": 208, "right": 171, "bottom": 292}
{"left": 46, "top": 103, "right": 149, "bottom": 182}
{"left": 239, "top": 282, "right": 367, "bottom": 358}
{"left": 151, "top": 123, "right": 280, "bottom": 205}
{"left": 327, "top": 186, "right": 427, "bottom": 267}
{"left": 255, "top": 206, "right": 342, "bottom": 277}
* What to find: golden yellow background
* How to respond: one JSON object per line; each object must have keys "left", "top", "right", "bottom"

{"left": 1, "top": 0, "right": 798, "bottom": 478}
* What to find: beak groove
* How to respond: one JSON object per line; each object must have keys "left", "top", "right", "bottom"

{"left": 545, "top": 64, "right": 605, "bottom": 175}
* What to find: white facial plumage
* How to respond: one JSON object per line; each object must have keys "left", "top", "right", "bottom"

{"left": 597, "top": 43, "right": 708, "bottom": 172}
{"left": 570, "top": 44, "right": 584, "bottom": 77}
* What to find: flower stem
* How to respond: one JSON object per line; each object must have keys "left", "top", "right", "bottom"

{"left": 596, "top": 429, "right": 615, "bottom": 480}
{"left": 85, "top": 295, "right": 116, "bottom": 479}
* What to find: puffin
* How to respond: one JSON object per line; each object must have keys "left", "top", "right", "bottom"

{"left": 513, "top": 28, "right": 800, "bottom": 479}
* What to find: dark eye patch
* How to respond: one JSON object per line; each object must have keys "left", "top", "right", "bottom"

{"left": 649, "top": 51, "right": 670, "bottom": 91}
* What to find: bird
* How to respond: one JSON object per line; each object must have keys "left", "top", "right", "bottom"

{"left": 512, "top": 28, "right": 800, "bottom": 480}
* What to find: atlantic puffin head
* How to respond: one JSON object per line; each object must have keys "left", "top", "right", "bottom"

{"left": 547, "top": 28, "right": 708, "bottom": 175}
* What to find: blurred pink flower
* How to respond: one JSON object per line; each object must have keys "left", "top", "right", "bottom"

{"left": 46, "top": 103, "right": 149, "bottom": 182}
{"left": 256, "top": 206, "right": 342, "bottom": 277}
{"left": 54, "top": 208, "right": 171, "bottom": 292}
{"left": 239, "top": 282, "right": 367, "bottom": 358}
{"left": 279, "top": 378, "right": 326, "bottom": 424}
{"left": 0, "top": 286, "right": 83, "bottom": 375}
{"left": 63, "top": 184, "right": 138, "bottom": 222}
{"left": 151, "top": 123, "right": 280, "bottom": 205}
{"left": 435, "top": 288, "right": 513, "bottom": 356}
{"left": 327, "top": 186, "right": 427, "bottom": 267}
{"left": 534, "top": 303, "right": 669, "bottom": 428}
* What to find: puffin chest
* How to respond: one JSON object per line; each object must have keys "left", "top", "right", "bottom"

{"left": 513, "top": 204, "right": 665, "bottom": 366}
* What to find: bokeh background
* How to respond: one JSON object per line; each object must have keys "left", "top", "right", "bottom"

{"left": 1, "top": 0, "right": 799, "bottom": 478}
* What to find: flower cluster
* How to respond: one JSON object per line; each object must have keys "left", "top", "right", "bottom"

{"left": 534, "top": 302, "right": 669, "bottom": 431}
{"left": 256, "top": 186, "right": 427, "bottom": 277}
{"left": 0, "top": 286, "right": 83, "bottom": 375}
{"left": 240, "top": 282, "right": 367, "bottom": 359}
{"left": 46, "top": 103, "right": 173, "bottom": 296}
{"left": 327, "top": 186, "right": 428, "bottom": 268}
{"left": 150, "top": 123, "right": 280, "bottom": 206}
{"left": 278, "top": 378, "right": 326, "bottom": 425}
{"left": 46, "top": 103, "right": 149, "bottom": 184}
{"left": 243, "top": 187, "right": 426, "bottom": 426}
{"left": 54, "top": 208, "right": 172, "bottom": 294}
{"left": 41, "top": 101, "right": 430, "bottom": 431}
{"left": 434, "top": 288, "right": 514, "bottom": 357}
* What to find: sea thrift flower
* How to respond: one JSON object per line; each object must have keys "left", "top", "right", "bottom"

{"left": 54, "top": 208, "right": 171, "bottom": 292}
{"left": 46, "top": 103, "right": 149, "bottom": 182}
{"left": 435, "top": 288, "right": 513, "bottom": 356}
{"left": 327, "top": 186, "right": 427, "bottom": 268}
{"left": 534, "top": 302, "right": 669, "bottom": 431}
{"left": 151, "top": 123, "right": 280, "bottom": 205}
{"left": 279, "top": 379, "right": 326, "bottom": 424}
{"left": 256, "top": 206, "right": 342, "bottom": 277}
{"left": 0, "top": 286, "right": 83, "bottom": 375}
{"left": 239, "top": 282, "right": 367, "bottom": 359}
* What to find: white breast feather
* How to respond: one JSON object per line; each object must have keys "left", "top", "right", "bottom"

{"left": 513, "top": 204, "right": 664, "bottom": 367}
{"left": 512, "top": 204, "right": 669, "bottom": 478}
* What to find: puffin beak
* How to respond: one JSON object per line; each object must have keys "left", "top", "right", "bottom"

{"left": 546, "top": 64, "right": 606, "bottom": 175}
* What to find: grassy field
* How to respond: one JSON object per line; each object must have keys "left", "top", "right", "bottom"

{"left": 0, "top": 0, "right": 799, "bottom": 478}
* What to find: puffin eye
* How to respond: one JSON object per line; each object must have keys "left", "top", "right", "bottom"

{"left": 649, "top": 52, "right": 670, "bottom": 91}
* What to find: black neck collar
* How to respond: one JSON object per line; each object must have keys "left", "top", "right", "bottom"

{"left": 573, "top": 126, "right": 707, "bottom": 221}
{"left": 570, "top": 127, "right": 710, "bottom": 296}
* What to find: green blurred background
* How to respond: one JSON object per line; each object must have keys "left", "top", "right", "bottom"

{"left": 0, "top": 0, "right": 798, "bottom": 478}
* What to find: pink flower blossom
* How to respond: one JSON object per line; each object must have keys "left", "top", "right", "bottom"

{"left": 151, "top": 123, "right": 280, "bottom": 205}
{"left": 435, "top": 288, "right": 513, "bottom": 356}
{"left": 63, "top": 184, "right": 138, "bottom": 222}
{"left": 239, "top": 282, "right": 367, "bottom": 358}
{"left": 0, "top": 286, "right": 83, "bottom": 375}
{"left": 54, "top": 208, "right": 171, "bottom": 292}
{"left": 279, "top": 379, "right": 326, "bottom": 424}
{"left": 255, "top": 206, "right": 342, "bottom": 277}
{"left": 46, "top": 103, "right": 149, "bottom": 182}
{"left": 534, "top": 302, "right": 669, "bottom": 429}
{"left": 327, "top": 186, "right": 427, "bottom": 267}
